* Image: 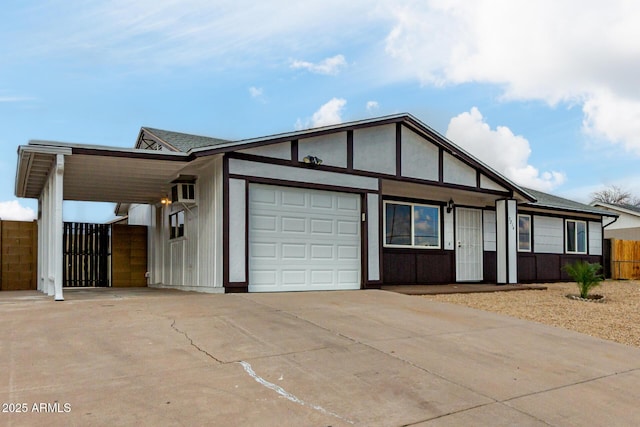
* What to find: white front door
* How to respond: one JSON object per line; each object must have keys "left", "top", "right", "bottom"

{"left": 455, "top": 207, "right": 483, "bottom": 281}
{"left": 248, "top": 184, "right": 361, "bottom": 292}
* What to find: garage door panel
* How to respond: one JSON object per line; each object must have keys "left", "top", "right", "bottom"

{"left": 251, "top": 214, "right": 277, "bottom": 232}
{"left": 249, "top": 184, "right": 361, "bottom": 292}
{"left": 311, "top": 193, "right": 334, "bottom": 209}
{"left": 337, "top": 220, "right": 359, "bottom": 235}
{"left": 282, "top": 243, "right": 307, "bottom": 259}
{"left": 337, "top": 195, "right": 359, "bottom": 211}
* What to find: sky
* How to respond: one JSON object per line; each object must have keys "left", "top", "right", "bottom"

{"left": 1, "top": 0, "right": 640, "bottom": 222}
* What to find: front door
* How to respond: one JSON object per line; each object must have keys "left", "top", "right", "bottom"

{"left": 455, "top": 208, "right": 483, "bottom": 281}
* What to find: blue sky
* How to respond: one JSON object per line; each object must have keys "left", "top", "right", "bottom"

{"left": 2, "top": 0, "right": 640, "bottom": 222}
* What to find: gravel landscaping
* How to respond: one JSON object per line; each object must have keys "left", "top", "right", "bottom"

{"left": 423, "top": 280, "right": 640, "bottom": 348}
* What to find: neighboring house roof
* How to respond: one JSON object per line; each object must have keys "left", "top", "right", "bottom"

{"left": 138, "top": 127, "right": 230, "bottom": 152}
{"left": 591, "top": 201, "right": 640, "bottom": 217}
{"left": 522, "top": 187, "right": 616, "bottom": 217}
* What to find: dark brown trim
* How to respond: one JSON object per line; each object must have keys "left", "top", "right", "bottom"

{"left": 361, "top": 193, "right": 367, "bottom": 289}
{"left": 377, "top": 184, "right": 384, "bottom": 284}
{"left": 72, "top": 147, "right": 190, "bottom": 161}
{"left": 225, "top": 282, "right": 248, "bottom": 293}
{"left": 222, "top": 155, "right": 230, "bottom": 288}
{"left": 395, "top": 123, "right": 402, "bottom": 178}
{"left": 476, "top": 170, "right": 481, "bottom": 189}
{"left": 364, "top": 280, "right": 383, "bottom": 289}
{"left": 245, "top": 180, "right": 250, "bottom": 286}
{"left": 291, "top": 139, "right": 299, "bottom": 164}
{"left": 347, "top": 130, "right": 354, "bottom": 172}
{"left": 232, "top": 174, "right": 368, "bottom": 195}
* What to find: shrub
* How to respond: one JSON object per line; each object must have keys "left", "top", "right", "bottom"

{"left": 563, "top": 261, "right": 603, "bottom": 299}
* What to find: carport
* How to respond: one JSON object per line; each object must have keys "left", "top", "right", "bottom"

{"left": 14, "top": 140, "right": 194, "bottom": 300}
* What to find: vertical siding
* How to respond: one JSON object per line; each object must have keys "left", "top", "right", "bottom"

{"left": 183, "top": 206, "right": 199, "bottom": 285}
{"left": 196, "top": 156, "right": 224, "bottom": 288}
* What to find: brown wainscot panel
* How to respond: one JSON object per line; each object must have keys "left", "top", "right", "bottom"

{"left": 483, "top": 251, "right": 497, "bottom": 283}
{"left": 517, "top": 253, "right": 536, "bottom": 282}
{"left": 383, "top": 249, "right": 453, "bottom": 284}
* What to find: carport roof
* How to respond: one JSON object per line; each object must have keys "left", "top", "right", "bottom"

{"left": 15, "top": 140, "right": 194, "bottom": 204}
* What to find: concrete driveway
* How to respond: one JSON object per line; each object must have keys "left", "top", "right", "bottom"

{"left": 1, "top": 288, "right": 639, "bottom": 426}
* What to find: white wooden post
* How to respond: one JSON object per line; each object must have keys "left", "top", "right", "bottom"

{"left": 496, "top": 199, "right": 518, "bottom": 284}
{"left": 53, "top": 154, "right": 65, "bottom": 301}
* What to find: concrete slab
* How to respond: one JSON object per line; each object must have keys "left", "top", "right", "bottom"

{"left": 1, "top": 288, "right": 640, "bottom": 426}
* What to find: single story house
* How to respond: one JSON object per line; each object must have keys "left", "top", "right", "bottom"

{"left": 14, "top": 113, "right": 615, "bottom": 300}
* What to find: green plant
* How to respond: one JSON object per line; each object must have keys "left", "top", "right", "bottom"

{"left": 563, "top": 261, "right": 603, "bottom": 298}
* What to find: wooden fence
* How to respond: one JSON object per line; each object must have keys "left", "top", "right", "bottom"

{"left": 1, "top": 220, "right": 147, "bottom": 291}
{"left": 0, "top": 220, "right": 38, "bottom": 291}
{"left": 609, "top": 238, "right": 640, "bottom": 280}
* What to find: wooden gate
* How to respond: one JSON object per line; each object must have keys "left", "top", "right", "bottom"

{"left": 63, "top": 222, "right": 110, "bottom": 287}
{"left": 608, "top": 238, "right": 640, "bottom": 280}
{"left": 111, "top": 224, "right": 147, "bottom": 287}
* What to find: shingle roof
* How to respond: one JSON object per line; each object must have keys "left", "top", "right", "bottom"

{"left": 142, "top": 127, "right": 230, "bottom": 152}
{"left": 522, "top": 187, "right": 614, "bottom": 216}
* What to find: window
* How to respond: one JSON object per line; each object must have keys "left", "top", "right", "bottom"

{"left": 170, "top": 211, "right": 185, "bottom": 239}
{"left": 384, "top": 201, "right": 440, "bottom": 248}
{"left": 518, "top": 214, "right": 531, "bottom": 252}
{"left": 566, "top": 219, "right": 586, "bottom": 254}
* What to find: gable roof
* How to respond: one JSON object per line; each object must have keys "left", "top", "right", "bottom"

{"left": 138, "top": 127, "right": 230, "bottom": 152}
{"left": 522, "top": 187, "right": 615, "bottom": 216}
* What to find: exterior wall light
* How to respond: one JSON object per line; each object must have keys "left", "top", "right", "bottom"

{"left": 446, "top": 198, "right": 454, "bottom": 213}
{"left": 160, "top": 197, "right": 172, "bottom": 205}
{"left": 303, "top": 156, "right": 323, "bottom": 165}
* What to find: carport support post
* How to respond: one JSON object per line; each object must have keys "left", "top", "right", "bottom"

{"left": 40, "top": 154, "right": 65, "bottom": 300}
{"left": 496, "top": 199, "right": 518, "bottom": 284}
{"left": 52, "top": 154, "right": 64, "bottom": 301}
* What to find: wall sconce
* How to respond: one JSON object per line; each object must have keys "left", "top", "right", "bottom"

{"left": 160, "top": 197, "right": 172, "bottom": 205}
{"left": 446, "top": 198, "right": 454, "bottom": 213}
{"left": 303, "top": 155, "right": 323, "bottom": 165}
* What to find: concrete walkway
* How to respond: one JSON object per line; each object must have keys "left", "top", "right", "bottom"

{"left": 1, "top": 288, "right": 639, "bottom": 426}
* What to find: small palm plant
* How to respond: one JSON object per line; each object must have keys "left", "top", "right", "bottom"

{"left": 563, "top": 261, "right": 603, "bottom": 299}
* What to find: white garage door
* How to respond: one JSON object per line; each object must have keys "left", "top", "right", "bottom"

{"left": 248, "top": 184, "right": 361, "bottom": 292}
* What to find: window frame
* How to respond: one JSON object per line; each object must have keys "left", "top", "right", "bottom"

{"left": 517, "top": 214, "right": 532, "bottom": 252}
{"left": 169, "top": 210, "right": 185, "bottom": 240}
{"left": 383, "top": 200, "right": 441, "bottom": 249}
{"left": 565, "top": 219, "right": 587, "bottom": 254}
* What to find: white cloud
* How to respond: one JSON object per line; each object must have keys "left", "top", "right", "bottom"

{"left": 290, "top": 54, "right": 347, "bottom": 75}
{"left": 248, "top": 86, "right": 263, "bottom": 98}
{"left": 366, "top": 101, "right": 379, "bottom": 112}
{"left": 0, "top": 95, "right": 34, "bottom": 102}
{"left": 446, "top": 107, "right": 565, "bottom": 191}
{"left": 381, "top": 0, "right": 640, "bottom": 153}
{"left": 295, "top": 98, "right": 347, "bottom": 130}
{"left": 0, "top": 200, "right": 36, "bottom": 221}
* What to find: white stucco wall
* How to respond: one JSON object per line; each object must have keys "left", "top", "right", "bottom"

{"left": 298, "top": 132, "right": 348, "bottom": 168}
{"left": 442, "top": 152, "right": 476, "bottom": 187}
{"left": 400, "top": 127, "right": 439, "bottom": 181}
{"left": 353, "top": 125, "right": 396, "bottom": 175}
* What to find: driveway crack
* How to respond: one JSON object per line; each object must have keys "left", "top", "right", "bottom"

{"left": 170, "top": 319, "right": 224, "bottom": 364}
